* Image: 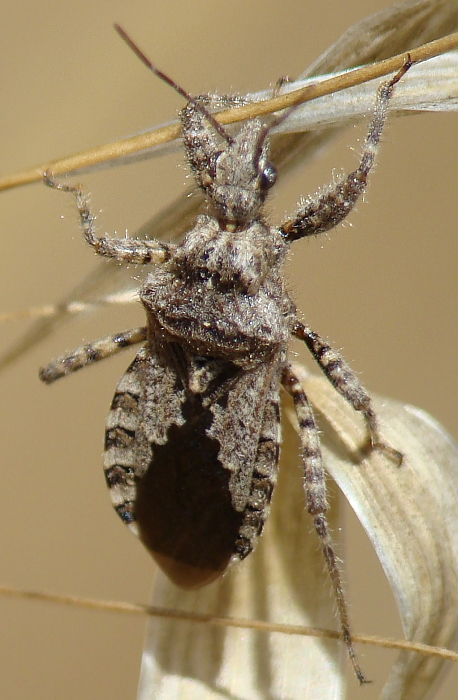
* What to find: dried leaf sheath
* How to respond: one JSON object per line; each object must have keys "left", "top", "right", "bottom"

{"left": 302, "top": 371, "right": 458, "bottom": 700}
{"left": 138, "top": 374, "right": 458, "bottom": 700}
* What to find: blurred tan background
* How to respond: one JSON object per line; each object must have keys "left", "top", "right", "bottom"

{"left": 0, "top": 1, "right": 457, "bottom": 698}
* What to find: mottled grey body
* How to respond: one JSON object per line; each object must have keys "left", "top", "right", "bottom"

{"left": 41, "top": 55, "right": 409, "bottom": 682}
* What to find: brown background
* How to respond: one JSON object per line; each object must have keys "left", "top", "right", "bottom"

{"left": 0, "top": 1, "right": 457, "bottom": 698}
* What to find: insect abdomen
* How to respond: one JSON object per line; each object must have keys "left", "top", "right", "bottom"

{"left": 104, "top": 353, "right": 280, "bottom": 590}
{"left": 104, "top": 357, "right": 144, "bottom": 529}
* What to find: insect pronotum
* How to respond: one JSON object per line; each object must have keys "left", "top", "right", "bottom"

{"left": 40, "top": 25, "right": 410, "bottom": 683}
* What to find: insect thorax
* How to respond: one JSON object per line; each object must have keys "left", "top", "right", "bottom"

{"left": 139, "top": 213, "right": 295, "bottom": 364}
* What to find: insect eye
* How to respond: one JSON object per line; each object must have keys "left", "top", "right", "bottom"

{"left": 260, "top": 162, "right": 277, "bottom": 191}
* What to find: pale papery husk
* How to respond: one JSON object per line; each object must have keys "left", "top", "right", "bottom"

{"left": 295, "top": 367, "right": 458, "bottom": 700}
{"left": 137, "top": 366, "right": 458, "bottom": 699}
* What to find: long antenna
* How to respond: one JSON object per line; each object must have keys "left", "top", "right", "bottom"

{"left": 114, "top": 24, "right": 233, "bottom": 145}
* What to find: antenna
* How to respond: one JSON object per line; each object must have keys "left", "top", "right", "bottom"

{"left": 114, "top": 24, "right": 233, "bottom": 145}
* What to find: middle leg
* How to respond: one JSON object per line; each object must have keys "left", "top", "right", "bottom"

{"left": 293, "top": 321, "right": 402, "bottom": 463}
{"left": 44, "top": 174, "right": 172, "bottom": 265}
{"left": 39, "top": 326, "right": 147, "bottom": 384}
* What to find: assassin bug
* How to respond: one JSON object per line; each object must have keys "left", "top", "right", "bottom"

{"left": 41, "top": 25, "right": 409, "bottom": 682}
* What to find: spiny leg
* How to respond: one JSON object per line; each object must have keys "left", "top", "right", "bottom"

{"left": 281, "top": 57, "right": 412, "bottom": 242}
{"left": 44, "top": 174, "right": 172, "bottom": 264}
{"left": 293, "top": 322, "right": 402, "bottom": 463}
{"left": 39, "top": 326, "right": 147, "bottom": 384}
{"left": 272, "top": 75, "right": 293, "bottom": 98}
{"left": 281, "top": 364, "right": 367, "bottom": 684}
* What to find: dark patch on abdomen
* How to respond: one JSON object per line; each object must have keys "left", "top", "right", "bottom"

{"left": 134, "top": 396, "right": 243, "bottom": 589}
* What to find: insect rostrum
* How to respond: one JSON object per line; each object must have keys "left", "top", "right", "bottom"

{"left": 41, "top": 32, "right": 409, "bottom": 683}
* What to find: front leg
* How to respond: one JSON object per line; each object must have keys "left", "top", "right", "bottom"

{"left": 293, "top": 322, "right": 402, "bottom": 463}
{"left": 281, "top": 58, "right": 411, "bottom": 242}
{"left": 44, "top": 174, "right": 172, "bottom": 265}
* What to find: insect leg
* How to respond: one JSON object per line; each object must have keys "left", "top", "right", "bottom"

{"left": 44, "top": 174, "right": 171, "bottom": 264}
{"left": 281, "top": 363, "right": 367, "bottom": 684}
{"left": 293, "top": 322, "right": 402, "bottom": 462}
{"left": 280, "top": 58, "right": 411, "bottom": 242}
{"left": 39, "top": 326, "right": 147, "bottom": 384}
